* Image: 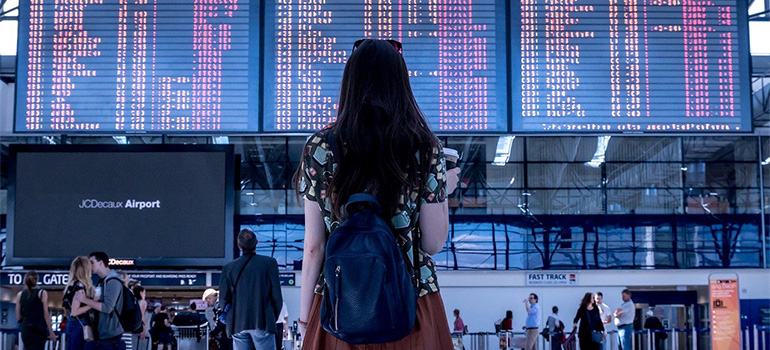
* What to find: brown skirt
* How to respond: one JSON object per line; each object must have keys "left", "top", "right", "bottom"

{"left": 302, "top": 292, "right": 454, "bottom": 350}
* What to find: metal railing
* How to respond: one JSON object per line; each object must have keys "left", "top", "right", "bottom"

{"left": 745, "top": 325, "right": 770, "bottom": 350}
{"left": 2, "top": 329, "right": 63, "bottom": 350}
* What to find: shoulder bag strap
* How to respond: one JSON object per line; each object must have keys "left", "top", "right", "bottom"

{"left": 229, "top": 253, "right": 256, "bottom": 326}
{"left": 233, "top": 253, "right": 256, "bottom": 289}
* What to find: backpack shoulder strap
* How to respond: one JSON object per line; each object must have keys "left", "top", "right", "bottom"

{"left": 104, "top": 276, "right": 125, "bottom": 317}
{"left": 328, "top": 128, "right": 421, "bottom": 290}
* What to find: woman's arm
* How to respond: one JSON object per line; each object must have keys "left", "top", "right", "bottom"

{"left": 139, "top": 300, "right": 148, "bottom": 337}
{"left": 14, "top": 292, "right": 22, "bottom": 322}
{"left": 573, "top": 308, "right": 582, "bottom": 327}
{"left": 41, "top": 290, "right": 57, "bottom": 341}
{"left": 299, "top": 198, "right": 327, "bottom": 334}
{"left": 420, "top": 167, "right": 460, "bottom": 255}
{"left": 71, "top": 301, "right": 91, "bottom": 317}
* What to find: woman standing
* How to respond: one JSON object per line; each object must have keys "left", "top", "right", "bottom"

{"left": 15, "top": 271, "right": 57, "bottom": 350}
{"left": 131, "top": 285, "right": 149, "bottom": 350}
{"left": 150, "top": 305, "right": 174, "bottom": 350}
{"left": 295, "top": 39, "right": 461, "bottom": 349}
{"left": 62, "top": 256, "right": 95, "bottom": 350}
{"left": 502, "top": 310, "right": 514, "bottom": 331}
{"left": 453, "top": 309, "right": 465, "bottom": 334}
{"left": 573, "top": 293, "right": 606, "bottom": 350}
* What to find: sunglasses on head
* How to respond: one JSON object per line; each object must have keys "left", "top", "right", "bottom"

{"left": 353, "top": 39, "right": 402, "bottom": 53}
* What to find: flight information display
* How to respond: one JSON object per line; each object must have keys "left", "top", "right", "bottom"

{"left": 511, "top": 0, "right": 752, "bottom": 132}
{"left": 14, "top": 0, "right": 752, "bottom": 134}
{"left": 15, "top": 0, "right": 259, "bottom": 133}
{"left": 263, "top": 0, "right": 508, "bottom": 132}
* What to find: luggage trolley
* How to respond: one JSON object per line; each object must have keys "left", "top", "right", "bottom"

{"left": 173, "top": 323, "right": 210, "bottom": 350}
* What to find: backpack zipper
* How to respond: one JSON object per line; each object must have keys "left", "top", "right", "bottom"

{"left": 334, "top": 265, "right": 341, "bottom": 332}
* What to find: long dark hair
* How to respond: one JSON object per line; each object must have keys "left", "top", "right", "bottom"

{"left": 580, "top": 292, "right": 595, "bottom": 309}
{"left": 24, "top": 271, "right": 38, "bottom": 291}
{"left": 295, "top": 39, "right": 437, "bottom": 219}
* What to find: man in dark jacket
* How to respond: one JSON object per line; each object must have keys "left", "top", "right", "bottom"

{"left": 220, "top": 229, "right": 283, "bottom": 350}
{"left": 643, "top": 309, "right": 667, "bottom": 350}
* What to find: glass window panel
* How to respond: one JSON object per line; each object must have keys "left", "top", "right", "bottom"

{"left": 246, "top": 222, "right": 305, "bottom": 269}
{"left": 484, "top": 164, "right": 523, "bottom": 189}
{"left": 527, "top": 163, "right": 602, "bottom": 189}
{"left": 607, "top": 163, "right": 682, "bottom": 188}
{"left": 0, "top": 20, "right": 17, "bottom": 56}
{"left": 69, "top": 136, "right": 130, "bottom": 144}
{"left": 605, "top": 137, "right": 681, "bottom": 162}
{"left": 483, "top": 189, "right": 524, "bottom": 215}
{"left": 684, "top": 163, "right": 759, "bottom": 188}
{"left": 527, "top": 189, "right": 603, "bottom": 215}
{"left": 686, "top": 222, "right": 762, "bottom": 268}
{"left": 286, "top": 190, "right": 305, "bottom": 215}
{"left": 445, "top": 222, "right": 504, "bottom": 270}
{"left": 444, "top": 136, "right": 524, "bottom": 166}
{"left": 163, "top": 136, "right": 210, "bottom": 144}
{"left": 525, "top": 137, "right": 598, "bottom": 162}
{"left": 239, "top": 189, "right": 288, "bottom": 215}
{"left": 735, "top": 189, "right": 762, "bottom": 214}
{"left": 683, "top": 137, "right": 758, "bottom": 162}
{"left": 532, "top": 226, "right": 590, "bottom": 269}
{"left": 444, "top": 137, "right": 498, "bottom": 169}
{"left": 607, "top": 189, "right": 683, "bottom": 214}
{"left": 288, "top": 137, "right": 309, "bottom": 163}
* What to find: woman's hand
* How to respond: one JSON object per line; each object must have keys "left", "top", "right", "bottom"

{"left": 48, "top": 330, "right": 57, "bottom": 342}
{"left": 446, "top": 167, "right": 461, "bottom": 194}
{"left": 298, "top": 318, "right": 308, "bottom": 338}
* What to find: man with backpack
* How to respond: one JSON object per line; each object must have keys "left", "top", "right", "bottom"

{"left": 75, "top": 252, "right": 127, "bottom": 349}
{"left": 219, "top": 229, "right": 282, "bottom": 350}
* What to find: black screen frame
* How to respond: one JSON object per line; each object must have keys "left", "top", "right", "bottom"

{"left": 6, "top": 144, "right": 236, "bottom": 268}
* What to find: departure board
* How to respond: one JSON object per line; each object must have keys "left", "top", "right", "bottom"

{"left": 15, "top": 0, "right": 259, "bottom": 133}
{"left": 263, "top": 0, "right": 508, "bottom": 132}
{"left": 511, "top": 0, "right": 752, "bottom": 132}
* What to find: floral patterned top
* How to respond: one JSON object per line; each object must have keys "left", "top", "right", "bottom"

{"left": 297, "top": 128, "right": 447, "bottom": 297}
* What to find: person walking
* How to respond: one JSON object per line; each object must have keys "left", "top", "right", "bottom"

{"left": 501, "top": 310, "right": 514, "bottom": 331}
{"left": 150, "top": 305, "right": 173, "bottom": 350}
{"left": 62, "top": 256, "right": 95, "bottom": 350}
{"left": 594, "top": 292, "right": 614, "bottom": 350}
{"left": 643, "top": 309, "right": 666, "bottom": 350}
{"left": 524, "top": 293, "right": 541, "bottom": 350}
{"left": 294, "top": 39, "right": 461, "bottom": 350}
{"left": 15, "top": 271, "right": 57, "bottom": 350}
{"left": 453, "top": 309, "right": 465, "bottom": 334}
{"left": 131, "top": 285, "right": 149, "bottom": 350}
{"left": 219, "top": 228, "right": 283, "bottom": 350}
{"left": 276, "top": 302, "right": 289, "bottom": 350}
{"left": 613, "top": 290, "right": 635, "bottom": 350}
{"left": 75, "top": 251, "right": 127, "bottom": 349}
{"left": 546, "top": 306, "right": 564, "bottom": 350}
{"left": 203, "top": 288, "right": 219, "bottom": 330}
{"left": 573, "top": 293, "right": 605, "bottom": 350}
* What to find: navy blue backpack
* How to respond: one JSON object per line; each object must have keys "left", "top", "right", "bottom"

{"left": 320, "top": 132, "right": 418, "bottom": 344}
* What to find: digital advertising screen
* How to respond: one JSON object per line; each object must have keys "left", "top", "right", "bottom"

{"left": 7, "top": 144, "right": 235, "bottom": 267}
